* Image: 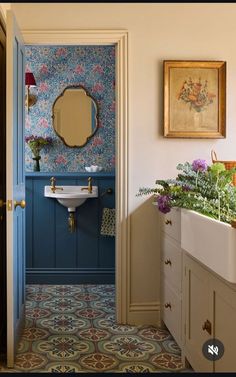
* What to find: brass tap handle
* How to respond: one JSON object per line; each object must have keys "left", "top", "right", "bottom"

{"left": 164, "top": 302, "right": 172, "bottom": 309}
{"left": 50, "top": 177, "right": 56, "bottom": 186}
{"left": 202, "top": 319, "right": 212, "bottom": 335}
{"left": 88, "top": 176, "right": 92, "bottom": 193}
{"left": 164, "top": 259, "right": 172, "bottom": 266}
{"left": 165, "top": 219, "right": 172, "bottom": 225}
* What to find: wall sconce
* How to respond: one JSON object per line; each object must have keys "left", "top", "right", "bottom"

{"left": 25, "top": 72, "right": 37, "bottom": 113}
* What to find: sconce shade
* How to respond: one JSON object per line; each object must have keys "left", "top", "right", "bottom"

{"left": 25, "top": 72, "right": 36, "bottom": 86}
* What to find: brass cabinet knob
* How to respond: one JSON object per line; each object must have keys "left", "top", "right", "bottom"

{"left": 164, "top": 259, "right": 172, "bottom": 266}
{"left": 165, "top": 219, "right": 172, "bottom": 225}
{"left": 14, "top": 200, "right": 26, "bottom": 209}
{"left": 202, "top": 319, "right": 212, "bottom": 335}
{"left": 164, "top": 302, "right": 171, "bottom": 309}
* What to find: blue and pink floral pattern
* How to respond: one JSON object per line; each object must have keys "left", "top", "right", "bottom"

{"left": 25, "top": 46, "right": 115, "bottom": 172}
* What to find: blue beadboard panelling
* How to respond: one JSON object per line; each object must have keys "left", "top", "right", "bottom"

{"left": 33, "top": 178, "right": 56, "bottom": 268}
{"left": 26, "top": 173, "right": 115, "bottom": 284}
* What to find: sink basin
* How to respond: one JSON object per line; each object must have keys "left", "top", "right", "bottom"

{"left": 44, "top": 185, "right": 98, "bottom": 212}
{"left": 181, "top": 208, "right": 236, "bottom": 283}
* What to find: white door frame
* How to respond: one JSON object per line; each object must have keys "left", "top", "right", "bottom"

{"left": 21, "top": 29, "right": 129, "bottom": 324}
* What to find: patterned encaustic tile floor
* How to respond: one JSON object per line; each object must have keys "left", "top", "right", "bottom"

{"left": 0, "top": 285, "right": 190, "bottom": 373}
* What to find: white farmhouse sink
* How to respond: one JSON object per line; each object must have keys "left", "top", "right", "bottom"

{"left": 181, "top": 209, "right": 236, "bottom": 283}
{"left": 44, "top": 185, "right": 98, "bottom": 212}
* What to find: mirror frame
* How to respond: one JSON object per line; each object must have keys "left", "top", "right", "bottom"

{"left": 52, "top": 84, "right": 99, "bottom": 148}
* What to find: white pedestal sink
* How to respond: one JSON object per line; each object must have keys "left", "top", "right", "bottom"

{"left": 181, "top": 208, "right": 236, "bottom": 283}
{"left": 44, "top": 185, "right": 98, "bottom": 212}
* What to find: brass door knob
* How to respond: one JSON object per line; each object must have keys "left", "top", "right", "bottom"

{"left": 0, "top": 199, "right": 6, "bottom": 208}
{"left": 164, "top": 302, "right": 172, "bottom": 309}
{"left": 202, "top": 319, "right": 212, "bottom": 335}
{"left": 14, "top": 200, "right": 26, "bottom": 209}
{"left": 165, "top": 219, "right": 172, "bottom": 225}
{"left": 164, "top": 259, "right": 172, "bottom": 266}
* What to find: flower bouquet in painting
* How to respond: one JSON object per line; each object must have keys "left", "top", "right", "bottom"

{"left": 25, "top": 135, "right": 52, "bottom": 172}
{"left": 137, "top": 159, "right": 236, "bottom": 225}
{"left": 178, "top": 78, "right": 216, "bottom": 113}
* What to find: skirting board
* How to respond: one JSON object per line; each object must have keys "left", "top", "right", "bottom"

{"left": 26, "top": 268, "right": 115, "bottom": 284}
{"left": 128, "top": 302, "right": 161, "bottom": 327}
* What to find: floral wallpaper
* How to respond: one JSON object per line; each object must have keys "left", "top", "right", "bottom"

{"left": 25, "top": 46, "right": 115, "bottom": 172}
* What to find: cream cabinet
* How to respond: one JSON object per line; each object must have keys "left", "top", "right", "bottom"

{"left": 183, "top": 252, "right": 236, "bottom": 372}
{"left": 160, "top": 208, "right": 182, "bottom": 347}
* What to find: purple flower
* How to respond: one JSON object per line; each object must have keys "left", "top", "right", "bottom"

{"left": 192, "top": 159, "right": 208, "bottom": 172}
{"left": 182, "top": 185, "right": 191, "bottom": 192}
{"left": 157, "top": 195, "right": 171, "bottom": 214}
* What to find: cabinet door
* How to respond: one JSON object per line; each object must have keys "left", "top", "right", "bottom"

{"left": 210, "top": 275, "right": 236, "bottom": 372}
{"left": 184, "top": 254, "right": 213, "bottom": 372}
{"left": 162, "top": 279, "right": 182, "bottom": 346}
{"left": 160, "top": 207, "right": 181, "bottom": 242}
{"left": 161, "top": 235, "right": 182, "bottom": 293}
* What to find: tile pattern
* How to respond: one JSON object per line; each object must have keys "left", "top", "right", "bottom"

{"left": 25, "top": 46, "right": 115, "bottom": 173}
{"left": 0, "top": 285, "right": 189, "bottom": 373}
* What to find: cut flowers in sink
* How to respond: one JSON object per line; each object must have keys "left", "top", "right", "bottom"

{"left": 138, "top": 159, "right": 236, "bottom": 224}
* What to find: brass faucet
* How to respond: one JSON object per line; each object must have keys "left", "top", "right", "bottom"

{"left": 81, "top": 176, "right": 93, "bottom": 194}
{"left": 50, "top": 177, "right": 64, "bottom": 193}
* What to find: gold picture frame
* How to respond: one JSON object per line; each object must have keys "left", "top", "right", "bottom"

{"left": 163, "top": 60, "right": 226, "bottom": 138}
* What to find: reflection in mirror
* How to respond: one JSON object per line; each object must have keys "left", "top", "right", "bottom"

{"left": 52, "top": 85, "right": 98, "bottom": 147}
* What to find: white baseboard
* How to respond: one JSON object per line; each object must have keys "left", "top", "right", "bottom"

{"left": 127, "top": 301, "right": 161, "bottom": 326}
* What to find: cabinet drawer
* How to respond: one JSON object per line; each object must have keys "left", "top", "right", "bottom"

{"left": 160, "top": 208, "right": 181, "bottom": 242}
{"left": 162, "top": 281, "right": 181, "bottom": 346}
{"left": 161, "top": 236, "right": 182, "bottom": 293}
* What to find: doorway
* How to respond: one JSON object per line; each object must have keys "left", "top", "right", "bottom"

{"left": 22, "top": 29, "right": 129, "bottom": 324}
{"left": 24, "top": 44, "right": 116, "bottom": 285}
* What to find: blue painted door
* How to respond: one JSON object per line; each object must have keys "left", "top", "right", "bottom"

{"left": 6, "top": 10, "right": 25, "bottom": 367}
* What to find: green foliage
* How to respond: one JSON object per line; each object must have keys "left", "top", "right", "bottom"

{"left": 137, "top": 160, "right": 236, "bottom": 224}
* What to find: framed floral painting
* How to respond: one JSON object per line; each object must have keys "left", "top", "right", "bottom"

{"left": 163, "top": 60, "right": 226, "bottom": 138}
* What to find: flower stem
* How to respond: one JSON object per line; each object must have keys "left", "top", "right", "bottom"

{"left": 195, "top": 171, "right": 199, "bottom": 188}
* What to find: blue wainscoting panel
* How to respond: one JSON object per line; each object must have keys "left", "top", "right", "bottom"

{"left": 25, "top": 173, "right": 115, "bottom": 284}
{"left": 54, "top": 178, "right": 77, "bottom": 269}
{"left": 32, "top": 178, "right": 56, "bottom": 268}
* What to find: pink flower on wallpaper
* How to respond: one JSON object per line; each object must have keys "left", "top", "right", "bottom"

{"left": 25, "top": 116, "right": 31, "bottom": 130}
{"left": 92, "top": 136, "right": 103, "bottom": 146}
{"left": 110, "top": 101, "right": 115, "bottom": 112}
{"left": 111, "top": 155, "right": 115, "bottom": 166}
{"left": 40, "top": 64, "right": 48, "bottom": 74}
{"left": 38, "top": 118, "right": 49, "bottom": 129}
{"left": 55, "top": 155, "right": 67, "bottom": 165}
{"left": 56, "top": 47, "right": 67, "bottom": 56}
{"left": 75, "top": 65, "right": 85, "bottom": 74}
{"left": 92, "top": 82, "right": 104, "bottom": 93}
{"left": 93, "top": 65, "right": 103, "bottom": 74}
{"left": 39, "top": 82, "right": 49, "bottom": 92}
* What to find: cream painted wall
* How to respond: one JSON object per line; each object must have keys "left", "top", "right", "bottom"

{"left": 10, "top": 3, "right": 236, "bottom": 324}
